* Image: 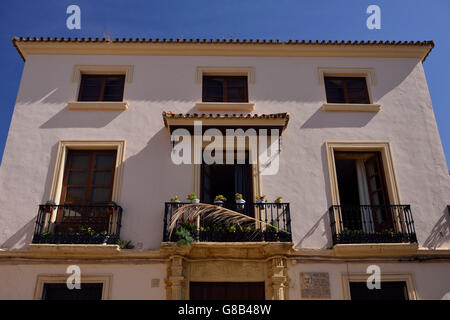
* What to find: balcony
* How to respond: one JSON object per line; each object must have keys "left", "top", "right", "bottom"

{"left": 163, "top": 202, "right": 292, "bottom": 243}
{"left": 329, "top": 204, "right": 417, "bottom": 245}
{"left": 32, "top": 204, "right": 122, "bottom": 244}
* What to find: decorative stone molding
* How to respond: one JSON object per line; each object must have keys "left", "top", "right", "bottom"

{"left": 167, "top": 255, "right": 186, "bottom": 300}
{"left": 270, "top": 257, "right": 289, "bottom": 300}
{"left": 196, "top": 66, "right": 255, "bottom": 84}
{"left": 72, "top": 64, "right": 134, "bottom": 83}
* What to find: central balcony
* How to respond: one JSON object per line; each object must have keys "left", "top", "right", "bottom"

{"left": 163, "top": 202, "right": 292, "bottom": 243}
{"left": 32, "top": 203, "right": 122, "bottom": 244}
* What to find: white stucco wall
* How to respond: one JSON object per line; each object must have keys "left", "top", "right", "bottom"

{"left": 287, "top": 261, "right": 450, "bottom": 300}
{"left": 0, "top": 54, "right": 449, "bottom": 250}
{"left": 0, "top": 263, "right": 166, "bottom": 300}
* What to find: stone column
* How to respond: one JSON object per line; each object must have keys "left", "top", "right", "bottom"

{"left": 168, "top": 255, "right": 185, "bottom": 300}
{"left": 270, "top": 257, "right": 288, "bottom": 300}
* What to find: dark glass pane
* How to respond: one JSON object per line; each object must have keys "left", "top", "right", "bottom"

{"left": 105, "top": 76, "right": 124, "bottom": 85}
{"left": 68, "top": 172, "right": 87, "bottom": 185}
{"left": 102, "top": 95, "right": 123, "bottom": 102}
{"left": 327, "top": 96, "right": 346, "bottom": 103}
{"left": 42, "top": 283, "right": 103, "bottom": 300}
{"left": 324, "top": 78, "right": 343, "bottom": 87}
{"left": 103, "top": 85, "right": 123, "bottom": 96}
{"left": 204, "top": 77, "right": 224, "bottom": 87}
{"left": 228, "top": 96, "right": 247, "bottom": 102}
{"left": 66, "top": 187, "right": 86, "bottom": 202}
{"left": 93, "top": 171, "right": 112, "bottom": 185}
{"left": 203, "top": 96, "right": 223, "bottom": 102}
{"left": 79, "top": 95, "right": 101, "bottom": 102}
{"left": 204, "top": 86, "right": 223, "bottom": 98}
{"left": 90, "top": 188, "right": 110, "bottom": 202}
{"left": 227, "top": 78, "right": 246, "bottom": 86}
{"left": 350, "top": 282, "right": 408, "bottom": 300}
{"left": 347, "top": 88, "right": 367, "bottom": 99}
{"left": 345, "top": 78, "right": 366, "bottom": 88}
{"left": 227, "top": 87, "right": 242, "bottom": 98}
{"left": 81, "top": 86, "right": 102, "bottom": 96}
{"left": 95, "top": 154, "right": 114, "bottom": 169}
{"left": 81, "top": 76, "right": 103, "bottom": 86}
{"left": 70, "top": 155, "right": 89, "bottom": 169}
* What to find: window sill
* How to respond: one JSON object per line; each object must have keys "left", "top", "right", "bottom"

{"left": 332, "top": 243, "right": 418, "bottom": 258}
{"left": 322, "top": 103, "right": 381, "bottom": 112}
{"left": 67, "top": 101, "right": 129, "bottom": 111}
{"left": 195, "top": 102, "right": 255, "bottom": 112}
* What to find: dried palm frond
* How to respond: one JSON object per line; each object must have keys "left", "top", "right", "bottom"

{"left": 167, "top": 203, "right": 287, "bottom": 237}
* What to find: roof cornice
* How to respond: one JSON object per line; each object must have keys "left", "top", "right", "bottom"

{"left": 12, "top": 37, "right": 434, "bottom": 62}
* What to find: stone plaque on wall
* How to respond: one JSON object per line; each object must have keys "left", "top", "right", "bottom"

{"left": 300, "top": 272, "right": 331, "bottom": 299}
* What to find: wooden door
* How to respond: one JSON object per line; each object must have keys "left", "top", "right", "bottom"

{"left": 190, "top": 282, "right": 265, "bottom": 300}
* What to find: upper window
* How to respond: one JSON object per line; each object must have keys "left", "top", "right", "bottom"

{"left": 78, "top": 74, "right": 125, "bottom": 102}
{"left": 202, "top": 76, "right": 248, "bottom": 103}
{"left": 324, "top": 77, "right": 370, "bottom": 104}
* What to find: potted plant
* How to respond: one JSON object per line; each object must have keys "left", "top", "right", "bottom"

{"left": 169, "top": 196, "right": 181, "bottom": 210}
{"left": 235, "top": 193, "right": 245, "bottom": 210}
{"left": 44, "top": 200, "right": 56, "bottom": 213}
{"left": 274, "top": 196, "right": 283, "bottom": 208}
{"left": 214, "top": 195, "right": 227, "bottom": 206}
{"left": 256, "top": 195, "right": 266, "bottom": 203}
{"left": 187, "top": 192, "right": 200, "bottom": 204}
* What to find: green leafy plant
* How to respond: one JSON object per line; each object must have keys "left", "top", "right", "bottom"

{"left": 117, "top": 239, "right": 135, "bottom": 249}
{"left": 274, "top": 196, "right": 283, "bottom": 203}
{"left": 382, "top": 228, "right": 395, "bottom": 236}
{"left": 187, "top": 192, "right": 198, "bottom": 201}
{"left": 175, "top": 226, "right": 194, "bottom": 246}
{"left": 41, "top": 231, "right": 52, "bottom": 238}
{"left": 267, "top": 220, "right": 279, "bottom": 233}
{"left": 170, "top": 196, "right": 180, "bottom": 202}
{"left": 214, "top": 195, "right": 227, "bottom": 202}
{"left": 341, "top": 228, "right": 365, "bottom": 236}
{"left": 256, "top": 195, "right": 266, "bottom": 202}
{"left": 235, "top": 193, "right": 243, "bottom": 201}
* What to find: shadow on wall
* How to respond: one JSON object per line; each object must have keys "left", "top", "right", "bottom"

{"left": 40, "top": 108, "right": 123, "bottom": 129}
{"left": 423, "top": 207, "right": 450, "bottom": 249}
{"left": 301, "top": 108, "right": 378, "bottom": 128}
{"left": 40, "top": 143, "right": 59, "bottom": 204}
{"left": 295, "top": 211, "right": 333, "bottom": 250}
{"left": 1, "top": 218, "right": 35, "bottom": 249}
{"left": 119, "top": 128, "right": 193, "bottom": 249}
{"left": 1, "top": 143, "right": 60, "bottom": 249}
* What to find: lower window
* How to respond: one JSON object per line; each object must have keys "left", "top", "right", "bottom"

{"left": 42, "top": 283, "right": 103, "bottom": 300}
{"left": 349, "top": 281, "right": 409, "bottom": 300}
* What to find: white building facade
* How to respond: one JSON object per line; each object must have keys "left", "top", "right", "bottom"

{"left": 0, "top": 38, "right": 449, "bottom": 300}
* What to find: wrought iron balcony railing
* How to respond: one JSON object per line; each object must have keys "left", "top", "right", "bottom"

{"left": 32, "top": 203, "right": 122, "bottom": 244}
{"left": 328, "top": 204, "right": 417, "bottom": 245}
{"left": 163, "top": 202, "right": 292, "bottom": 242}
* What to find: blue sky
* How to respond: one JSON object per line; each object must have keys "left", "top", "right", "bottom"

{"left": 0, "top": 0, "right": 449, "bottom": 169}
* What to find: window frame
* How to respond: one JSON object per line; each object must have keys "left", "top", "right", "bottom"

{"left": 324, "top": 76, "right": 371, "bottom": 104}
{"left": 77, "top": 74, "right": 126, "bottom": 102}
{"left": 60, "top": 149, "right": 117, "bottom": 205}
{"left": 202, "top": 75, "right": 249, "bottom": 103}
{"left": 341, "top": 273, "right": 417, "bottom": 300}
{"left": 34, "top": 274, "right": 112, "bottom": 300}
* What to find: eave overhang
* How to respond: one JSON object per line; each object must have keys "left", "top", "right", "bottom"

{"left": 12, "top": 37, "right": 434, "bottom": 62}
{"left": 162, "top": 112, "right": 289, "bottom": 135}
